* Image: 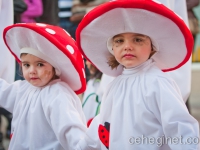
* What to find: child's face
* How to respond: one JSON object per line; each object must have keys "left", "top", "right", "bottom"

{"left": 112, "top": 32, "right": 152, "bottom": 69}
{"left": 21, "top": 54, "right": 55, "bottom": 87}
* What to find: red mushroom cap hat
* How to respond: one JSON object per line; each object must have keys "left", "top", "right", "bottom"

{"left": 3, "top": 23, "right": 86, "bottom": 94}
{"left": 76, "top": 0, "right": 193, "bottom": 77}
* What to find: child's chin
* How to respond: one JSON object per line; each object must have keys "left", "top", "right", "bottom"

{"left": 29, "top": 81, "right": 44, "bottom": 87}
{"left": 124, "top": 64, "right": 138, "bottom": 69}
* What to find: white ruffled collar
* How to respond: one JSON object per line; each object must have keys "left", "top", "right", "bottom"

{"left": 122, "top": 59, "right": 154, "bottom": 76}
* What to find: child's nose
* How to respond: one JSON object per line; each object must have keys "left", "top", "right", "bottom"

{"left": 29, "top": 66, "right": 36, "bottom": 74}
{"left": 124, "top": 41, "right": 133, "bottom": 51}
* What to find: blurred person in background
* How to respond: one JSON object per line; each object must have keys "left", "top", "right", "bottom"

{"left": 0, "top": 0, "right": 15, "bottom": 149}
{"left": 82, "top": 60, "right": 115, "bottom": 127}
{"left": 14, "top": 0, "right": 27, "bottom": 82}
{"left": 70, "top": 0, "right": 108, "bottom": 39}
{"left": 188, "top": 0, "right": 200, "bottom": 63}
{"left": 13, "top": 0, "right": 27, "bottom": 23}
{"left": 36, "top": 0, "right": 59, "bottom": 25}
{"left": 15, "top": 0, "right": 43, "bottom": 80}
{"left": 70, "top": 0, "right": 108, "bottom": 82}
{"left": 82, "top": 60, "right": 103, "bottom": 127}
{"left": 186, "top": 0, "right": 199, "bottom": 110}
{"left": 21, "top": 0, "right": 43, "bottom": 23}
{"left": 58, "top": 0, "right": 73, "bottom": 34}
{"left": 187, "top": 0, "right": 199, "bottom": 43}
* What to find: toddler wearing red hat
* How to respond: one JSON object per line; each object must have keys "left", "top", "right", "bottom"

{"left": 76, "top": 0, "right": 199, "bottom": 149}
{"left": 1, "top": 23, "right": 87, "bottom": 150}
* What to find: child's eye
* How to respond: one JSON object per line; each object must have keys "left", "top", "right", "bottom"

{"left": 23, "top": 64, "right": 30, "bottom": 68}
{"left": 37, "top": 63, "right": 44, "bottom": 67}
{"left": 134, "top": 37, "right": 143, "bottom": 43}
{"left": 114, "top": 39, "right": 124, "bottom": 43}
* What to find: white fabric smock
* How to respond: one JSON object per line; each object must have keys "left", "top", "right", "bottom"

{"left": 0, "top": 79, "right": 87, "bottom": 150}
{"left": 78, "top": 59, "right": 199, "bottom": 150}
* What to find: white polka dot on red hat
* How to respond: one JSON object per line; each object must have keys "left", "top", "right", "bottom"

{"left": 45, "top": 28, "right": 56, "bottom": 34}
{"left": 66, "top": 45, "right": 74, "bottom": 54}
{"left": 36, "top": 23, "right": 47, "bottom": 27}
{"left": 82, "top": 68, "right": 86, "bottom": 78}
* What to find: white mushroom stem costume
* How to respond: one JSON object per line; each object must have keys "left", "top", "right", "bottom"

{"left": 76, "top": 0, "right": 199, "bottom": 150}
{"left": 1, "top": 23, "right": 87, "bottom": 150}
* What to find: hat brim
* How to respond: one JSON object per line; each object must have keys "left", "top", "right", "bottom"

{"left": 76, "top": 0, "right": 193, "bottom": 76}
{"left": 4, "top": 23, "right": 86, "bottom": 94}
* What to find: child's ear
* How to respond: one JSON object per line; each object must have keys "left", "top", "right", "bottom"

{"left": 149, "top": 50, "right": 156, "bottom": 58}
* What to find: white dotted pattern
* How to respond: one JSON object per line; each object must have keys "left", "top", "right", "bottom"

{"left": 45, "top": 28, "right": 56, "bottom": 34}
{"left": 66, "top": 45, "right": 74, "bottom": 54}
{"left": 36, "top": 23, "right": 47, "bottom": 27}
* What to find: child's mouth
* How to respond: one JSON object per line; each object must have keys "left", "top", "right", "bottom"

{"left": 123, "top": 54, "right": 135, "bottom": 58}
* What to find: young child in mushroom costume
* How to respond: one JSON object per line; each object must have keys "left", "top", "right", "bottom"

{"left": 76, "top": 0, "right": 199, "bottom": 149}
{"left": 1, "top": 23, "right": 88, "bottom": 150}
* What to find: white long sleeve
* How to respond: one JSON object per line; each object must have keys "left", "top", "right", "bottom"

{"left": 0, "top": 78, "right": 26, "bottom": 112}
{"left": 0, "top": 79, "right": 87, "bottom": 150}
{"left": 76, "top": 115, "right": 101, "bottom": 150}
{"left": 145, "top": 73, "right": 199, "bottom": 150}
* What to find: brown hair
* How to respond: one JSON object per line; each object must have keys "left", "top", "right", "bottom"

{"left": 107, "top": 43, "right": 156, "bottom": 70}
{"left": 107, "top": 55, "right": 120, "bottom": 70}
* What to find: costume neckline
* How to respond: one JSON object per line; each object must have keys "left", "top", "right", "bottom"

{"left": 122, "top": 59, "right": 153, "bottom": 75}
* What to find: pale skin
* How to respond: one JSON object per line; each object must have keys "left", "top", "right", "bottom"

{"left": 112, "top": 32, "right": 153, "bottom": 69}
{"left": 20, "top": 54, "right": 55, "bottom": 87}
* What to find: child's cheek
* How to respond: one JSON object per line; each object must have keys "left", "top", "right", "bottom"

{"left": 40, "top": 70, "right": 52, "bottom": 79}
